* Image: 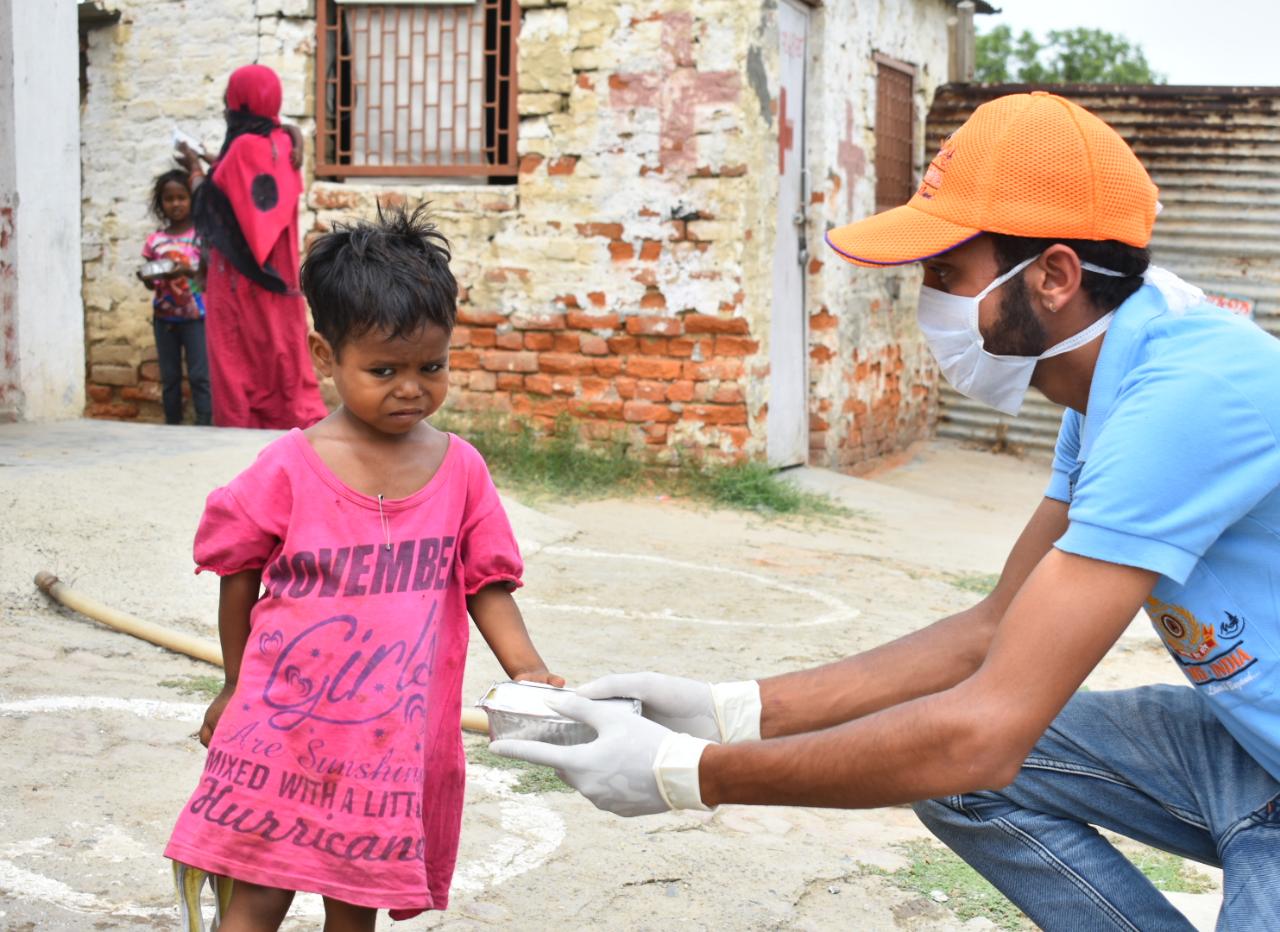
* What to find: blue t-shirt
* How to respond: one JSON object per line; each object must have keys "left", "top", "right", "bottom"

{"left": 1047, "top": 283, "right": 1280, "bottom": 780}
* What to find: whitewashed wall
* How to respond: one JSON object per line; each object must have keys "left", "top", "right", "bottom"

{"left": 0, "top": 0, "right": 84, "bottom": 421}
{"left": 0, "top": 0, "right": 17, "bottom": 419}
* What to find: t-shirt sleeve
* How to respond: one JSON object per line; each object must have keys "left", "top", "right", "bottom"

{"left": 141, "top": 233, "right": 157, "bottom": 260}
{"left": 457, "top": 448, "right": 523, "bottom": 595}
{"left": 1045, "top": 408, "right": 1082, "bottom": 503}
{"left": 1056, "top": 368, "right": 1280, "bottom": 584}
{"left": 193, "top": 487, "right": 277, "bottom": 575}
{"left": 192, "top": 444, "right": 292, "bottom": 576}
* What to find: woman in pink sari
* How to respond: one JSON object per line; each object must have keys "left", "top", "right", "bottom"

{"left": 178, "top": 64, "right": 328, "bottom": 429}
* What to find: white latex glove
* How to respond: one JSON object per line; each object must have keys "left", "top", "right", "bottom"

{"left": 490, "top": 692, "right": 712, "bottom": 817}
{"left": 577, "top": 672, "right": 762, "bottom": 743}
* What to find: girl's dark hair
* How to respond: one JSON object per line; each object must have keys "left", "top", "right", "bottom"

{"left": 301, "top": 203, "right": 457, "bottom": 354}
{"left": 150, "top": 169, "right": 191, "bottom": 221}
{"left": 990, "top": 234, "right": 1149, "bottom": 313}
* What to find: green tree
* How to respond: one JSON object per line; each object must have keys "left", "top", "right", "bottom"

{"left": 976, "top": 25, "right": 1164, "bottom": 84}
{"left": 975, "top": 23, "right": 1015, "bottom": 82}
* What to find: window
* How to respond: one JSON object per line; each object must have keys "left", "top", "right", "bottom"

{"left": 316, "top": 0, "right": 519, "bottom": 178}
{"left": 874, "top": 55, "right": 916, "bottom": 213}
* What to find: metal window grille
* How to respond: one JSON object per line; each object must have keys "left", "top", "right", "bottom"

{"left": 874, "top": 59, "right": 915, "bottom": 213}
{"left": 316, "top": 0, "right": 520, "bottom": 178}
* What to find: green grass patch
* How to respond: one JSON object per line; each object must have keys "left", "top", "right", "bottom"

{"left": 880, "top": 841, "right": 1030, "bottom": 930}
{"left": 1123, "top": 845, "right": 1215, "bottom": 894}
{"left": 946, "top": 571, "right": 1000, "bottom": 595}
{"left": 438, "top": 413, "right": 844, "bottom": 517}
{"left": 158, "top": 675, "right": 225, "bottom": 700}
{"left": 440, "top": 413, "right": 642, "bottom": 500}
{"left": 466, "top": 741, "right": 572, "bottom": 795}
{"left": 685, "top": 461, "right": 843, "bottom": 516}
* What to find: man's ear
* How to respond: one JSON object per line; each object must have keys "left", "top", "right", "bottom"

{"left": 1033, "top": 245, "right": 1087, "bottom": 314}
{"left": 309, "top": 331, "right": 336, "bottom": 377}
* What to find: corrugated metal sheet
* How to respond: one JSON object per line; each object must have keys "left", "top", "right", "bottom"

{"left": 926, "top": 84, "right": 1280, "bottom": 451}
{"left": 937, "top": 384, "right": 1061, "bottom": 454}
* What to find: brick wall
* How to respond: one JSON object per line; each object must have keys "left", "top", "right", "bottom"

{"left": 304, "top": 0, "right": 772, "bottom": 463}
{"left": 80, "top": 0, "right": 289, "bottom": 422}
{"left": 801, "top": 0, "right": 949, "bottom": 469}
{"left": 307, "top": 169, "right": 757, "bottom": 462}
{"left": 79, "top": 0, "right": 954, "bottom": 468}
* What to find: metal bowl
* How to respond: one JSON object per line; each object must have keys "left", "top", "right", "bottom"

{"left": 476, "top": 681, "right": 642, "bottom": 746}
{"left": 139, "top": 258, "right": 178, "bottom": 281}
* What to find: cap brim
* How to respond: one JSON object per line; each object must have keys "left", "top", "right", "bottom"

{"left": 825, "top": 202, "right": 981, "bottom": 267}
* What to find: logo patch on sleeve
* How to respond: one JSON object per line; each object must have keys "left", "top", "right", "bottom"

{"left": 1144, "top": 596, "right": 1256, "bottom": 687}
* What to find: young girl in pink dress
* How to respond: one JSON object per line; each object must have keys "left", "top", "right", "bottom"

{"left": 166, "top": 205, "right": 563, "bottom": 931}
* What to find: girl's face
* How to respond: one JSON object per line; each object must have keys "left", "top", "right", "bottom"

{"left": 310, "top": 323, "right": 452, "bottom": 436}
{"left": 161, "top": 181, "right": 192, "bottom": 225}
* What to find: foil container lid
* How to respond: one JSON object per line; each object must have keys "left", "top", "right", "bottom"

{"left": 477, "top": 681, "right": 641, "bottom": 720}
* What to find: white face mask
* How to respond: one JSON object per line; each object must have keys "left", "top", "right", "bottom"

{"left": 917, "top": 253, "right": 1122, "bottom": 416}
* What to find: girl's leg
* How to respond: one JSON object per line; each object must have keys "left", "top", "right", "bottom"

{"left": 153, "top": 319, "right": 185, "bottom": 424}
{"left": 217, "top": 879, "right": 294, "bottom": 932}
{"left": 182, "top": 319, "right": 214, "bottom": 425}
{"left": 321, "top": 896, "right": 378, "bottom": 932}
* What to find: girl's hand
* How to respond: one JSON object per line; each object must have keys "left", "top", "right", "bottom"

{"left": 198, "top": 683, "right": 236, "bottom": 747}
{"left": 512, "top": 669, "right": 567, "bottom": 688}
{"left": 167, "top": 258, "right": 194, "bottom": 278}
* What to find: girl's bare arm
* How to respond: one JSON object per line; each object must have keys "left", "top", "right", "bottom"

{"left": 199, "top": 569, "right": 262, "bottom": 746}
{"left": 468, "top": 585, "right": 564, "bottom": 686}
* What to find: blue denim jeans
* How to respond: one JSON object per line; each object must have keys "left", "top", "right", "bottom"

{"left": 153, "top": 318, "right": 212, "bottom": 425}
{"left": 913, "top": 685, "right": 1280, "bottom": 931}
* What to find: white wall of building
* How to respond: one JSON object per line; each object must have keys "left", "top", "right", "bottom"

{"left": 0, "top": 0, "right": 84, "bottom": 421}
{"left": 0, "top": 0, "right": 20, "bottom": 418}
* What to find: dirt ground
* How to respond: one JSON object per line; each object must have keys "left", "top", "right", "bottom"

{"left": 0, "top": 421, "right": 1221, "bottom": 930}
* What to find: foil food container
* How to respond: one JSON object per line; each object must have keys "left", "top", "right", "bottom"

{"left": 139, "top": 258, "right": 178, "bottom": 280}
{"left": 477, "top": 681, "right": 641, "bottom": 746}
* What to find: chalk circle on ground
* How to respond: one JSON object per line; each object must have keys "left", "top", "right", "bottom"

{"left": 0, "top": 696, "right": 565, "bottom": 921}
{"left": 528, "top": 545, "right": 861, "bottom": 628}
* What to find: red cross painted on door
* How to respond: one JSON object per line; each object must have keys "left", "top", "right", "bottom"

{"left": 768, "top": 0, "right": 809, "bottom": 468}
{"left": 778, "top": 87, "right": 795, "bottom": 175}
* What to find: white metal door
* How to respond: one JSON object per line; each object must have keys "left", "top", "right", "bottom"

{"left": 767, "top": 0, "right": 809, "bottom": 467}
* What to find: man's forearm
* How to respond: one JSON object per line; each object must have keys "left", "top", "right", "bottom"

{"left": 703, "top": 682, "right": 1007, "bottom": 809}
{"left": 759, "top": 496, "right": 1069, "bottom": 738}
{"left": 699, "top": 549, "right": 1153, "bottom": 811}
{"left": 758, "top": 604, "right": 997, "bottom": 738}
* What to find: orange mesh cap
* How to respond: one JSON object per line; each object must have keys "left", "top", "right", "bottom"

{"left": 826, "top": 92, "right": 1160, "bottom": 267}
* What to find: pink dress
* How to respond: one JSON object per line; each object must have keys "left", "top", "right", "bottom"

{"left": 203, "top": 225, "right": 329, "bottom": 430}
{"left": 165, "top": 429, "right": 521, "bottom": 916}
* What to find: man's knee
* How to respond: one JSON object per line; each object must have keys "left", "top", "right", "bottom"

{"left": 914, "top": 791, "right": 1021, "bottom": 833}
{"left": 912, "top": 794, "right": 970, "bottom": 832}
